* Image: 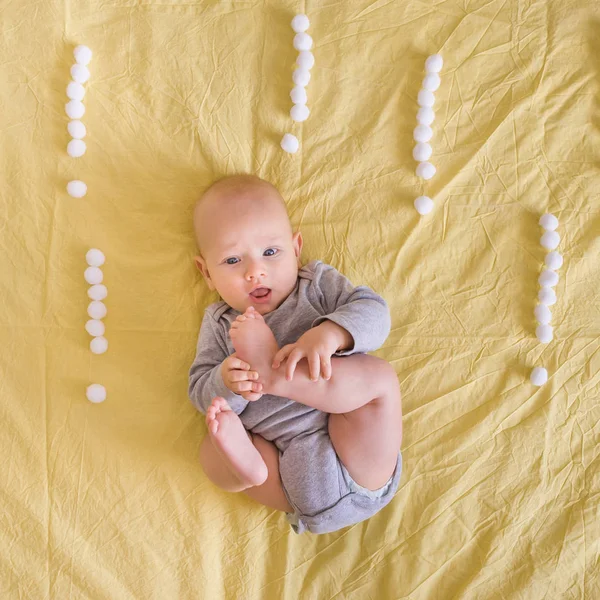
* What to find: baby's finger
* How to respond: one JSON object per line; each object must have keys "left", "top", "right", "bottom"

{"left": 321, "top": 355, "right": 332, "bottom": 380}
{"left": 229, "top": 369, "right": 258, "bottom": 383}
{"left": 233, "top": 381, "right": 261, "bottom": 394}
{"left": 273, "top": 344, "right": 294, "bottom": 369}
{"left": 227, "top": 355, "right": 250, "bottom": 371}
{"left": 285, "top": 348, "right": 304, "bottom": 381}
{"left": 308, "top": 351, "right": 320, "bottom": 382}
{"left": 241, "top": 391, "right": 263, "bottom": 402}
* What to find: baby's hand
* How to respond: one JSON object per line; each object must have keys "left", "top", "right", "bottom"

{"left": 221, "top": 353, "right": 263, "bottom": 401}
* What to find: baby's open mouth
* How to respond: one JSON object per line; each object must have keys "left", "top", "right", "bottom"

{"left": 249, "top": 287, "right": 272, "bottom": 303}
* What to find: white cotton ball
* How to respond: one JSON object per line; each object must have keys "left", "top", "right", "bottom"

{"left": 90, "top": 336, "right": 108, "bottom": 354}
{"left": 281, "top": 133, "right": 299, "bottom": 154}
{"left": 86, "top": 248, "right": 105, "bottom": 267}
{"left": 85, "top": 319, "right": 105, "bottom": 337}
{"left": 414, "top": 196, "right": 434, "bottom": 215}
{"left": 84, "top": 266, "right": 103, "bottom": 285}
{"left": 413, "top": 124, "right": 433, "bottom": 143}
{"left": 413, "top": 142, "right": 432, "bottom": 162}
{"left": 291, "top": 14, "right": 310, "bottom": 33}
{"left": 70, "top": 63, "right": 90, "bottom": 84}
{"left": 292, "top": 68, "right": 311, "bottom": 87}
{"left": 416, "top": 162, "right": 436, "bottom": 180}
{"left": 290, "top": 104, "right": 310, "bottom": 122}
{"left": 425, "top": 54, "right": 444, "bottom": 73}
{"left": 417, "top": 106, "right": 435, "bottom": 126}
{"left": 538, "top": 269, "right": 559, "bottom": 287}
{"left": 67, "top": 81, "right": 86, "bottom": 101}
{"left": 422, "top": 73, "right": 441, "bottom": 92}
{"left": 538, "top": 287, "right": 557, "bottom": 306}
{"left": 539, "top": 213, "right": 559, "bottom": 231}
{"left": 530, "top": 367, "right": 548, "bottom": 387}
{"left": 67, "top": 180, "right": 87, "bottom": 198}
{"left": 74, "top": 45, "right": 93, "bottom": 66}
{"left": 67, "top": 139, "right": 86, "bottom": 158}
{"left": 417, "top": 89, "right": 435, "bottom": 107}
{"left": 297, "top": 51, "right": 315, "bottom": 70}
{"left": 545, "top": 251, "right": 563, "bottom": 270}
{"left": 290, "top": 85, "right": 308, "bottom": 105}
{"left": 86, "top": 384, "right": 106, "bottom": 404}
{"left": 534, "top": 304, "right": 552, "bottom": 325}
{"left": 67, "top": 120, "right": 86, "bottom": 139}
{"left": 65, "top": 100, "right": 85, "bottom": 119}
{"left": 293, "top": 32, "right": 313, "bottom": 51}
{"left": 541, "top": 231, "right": 560, "bottom": 250}
{"left": 87, "top": 301, "right": 107, "bottom": 320}
{"left": 536, "top": 324, "right": 554, "bottom": 343}
{"left": 87, "top": 284, "right": 108, "bottom": 301}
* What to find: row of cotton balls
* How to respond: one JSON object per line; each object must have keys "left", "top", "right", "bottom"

{"left": 84, "top": 249, "right": 109, "bottom": 355}
{"left": 65, "top": 45, "right": 92, "bottom": 160}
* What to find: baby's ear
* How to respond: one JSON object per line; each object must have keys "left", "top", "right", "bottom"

{"left": 194, "top": 256, "right": 215, "bottom": 291}
{"left": 293, "top": 231, "right": 303, "bottom": 261}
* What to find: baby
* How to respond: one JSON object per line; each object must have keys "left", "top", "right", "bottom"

{"left": 188, "top": 174, "right": 403, "bottom": 534}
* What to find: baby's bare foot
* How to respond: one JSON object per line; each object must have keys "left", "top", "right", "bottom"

{"left": 206, "top": 397, "right": 268, "bottom": 487}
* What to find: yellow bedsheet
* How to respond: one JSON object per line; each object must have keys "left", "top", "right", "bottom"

{"left": 1, "top": 0, "right": 599, "bottom": 598}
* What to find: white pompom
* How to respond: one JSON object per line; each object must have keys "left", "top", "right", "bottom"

{"left": 86, "top": 384, "right": 106, "bottom": 404}
{"left": 425, "top": 54, "right": 444, "bottom": 73}
{"left": 545, "top": 251, "right": 563, "bottom": 270}
{"left": 86, "top": 248, "right": 105, "bottom": 267}
{"left": 530, "top": 367, "right": 548, "bottom": 387}
{"left": 87, "top": 284, "right": 108, "bottom": 301}
{"left": 67, "top": 120, "right": 86, "bottom": 139}
{"left": 85, "top": 319, "right": 105, "bottom": 337}
{"left": 74, "top": 45, "right": 93, "bottom": 65}
{"left": 67, "top": 139, "right": 86, "bottom": 158}
{"left": 413, "top": 124, "right": 433, "bottom": 143}
{"left": 290, "top": 104, "right": 310, "bottom": 122}
{"left": 291, "top": 14, "right": 310, "bottom": 33}
{"left": 70, "top": 63, "right": 90, "bottom": 84}
{"left": 417, "top": 89, "right": 435, "bottom": 107}
{"left": 534, "top": 304, "right": 552, "bottom": 325}
{"left": 292, "top": 68, "right": 311, "bottom": 87}
{"left": 538, "top": 269, "right": 559, "bottom": 287}
{"left": 90, "top": 336, "right": 108, "bottom": 354}
{"left": 67, "top": 180, "right": 87, "bottom": 198}
{"left": 293, "top": 32, "right": 313, "bottom": 51}
{"left": 84, "top": 266, "right": 103, "bottom": 285}
{"left": 281, "top": 133, "right": 299, "bottom": 154}
{"left": 87, "top": 301, "right": 107, "bottom": 320}
{"left": 541, "top": 231, "right": 560, "bottom": 250}
{"left": 538, "top": 287, "right": 557, "bottom": 306}
{"left": 290, "top": 86, "right": 308, "bottom": 104}
{"left": 65, "top": 100, "right": 85, "bottom": 119}
{"left": 67, "top": 81, "right": 86, "bottom": 101}
{"left": 539, "top": 213, "right": 559, "bottom": 231}
{"left": 536, "top": 324, "right": 553, "bottom": 343}
{"left": 422, "top": 73, "right": 441, "bottom": 92}
{"left": 416, "top": 106, "right": 435, "bottom": 126}
{"left": 416, "top": 162, "right": 436, "bottom": 180}
{"left": 414, "top": 196, "right": 434, "bottom": 215}
{"left": 296, "top": 51, "right": 315, "bottom": 70}
{"left": 413, "top": 143, "right": 432, "bottom": 162}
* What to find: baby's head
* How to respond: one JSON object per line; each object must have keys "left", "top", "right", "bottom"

{"left": 194, "top": 175, "right": 303, "bottom": 315}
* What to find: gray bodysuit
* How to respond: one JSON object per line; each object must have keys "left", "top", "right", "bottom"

{"left": 188, "top": 260, "right": 402, "bottom": 534}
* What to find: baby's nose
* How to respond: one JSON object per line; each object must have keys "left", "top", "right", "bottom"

{"left": 245, "top": 261, "right": 266, "bottom": 281}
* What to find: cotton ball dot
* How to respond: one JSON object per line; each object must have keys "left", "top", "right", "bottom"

{"left": 290, "top": 104, "right": 310, "bottom": 122}
{"left": 425, "top": 54, "right": 444, "bottom": 73}
{"left": 85, "top": 319, "right": 105, "bottom": 337}
{"left": 74, "top": 45, "right": 93, "bottom": 65}
{"left": 293, "top": 32, "right": 313, "bottom": 51}
{"left": 422, "top": 73, "right": 441, "bottom": 92}
{"left": 416, "top": 162, "right": 436, "bottom": 180}
{"left": 538, "top": 269, "right": 559, "bottom": 287}
{"left": 67, "top": 180, "right": 87, "bottom": 198}
{"left": 84, "top": 266, "right": 103, "bottom": 285}
{"left": 417, "top": 89, "right": 435, "bottom": 107}
{"left": 67, "top": 81, "right": 86, "bottom": 101}
{"left": 87, "top": 284, "right": 108, "bottom": 301}
{"left": 87, "top": 301, "right": 107, "bottom": 320}
{"left": 417, "top": 106, "right": 435, "bottom": 126}
{"left": 534, "top": 304, "right": 552, "bottom": 325}
{"left": 545, "top": 251, "right": 563, "bottom": 270}
{"left": 413, "top": 124, "right": 433, "bottom": 143}
{"left": 292, "top": 68, "right": 311, "bottom": 87}
{"left": 530, "top": 367, "right": 548, "bottom": 387}
{"left": 541, "top": 231, "right": 560, "bottom": 250}
{"left": 290, "top": 85, "right": 308, "bottom": 105}
{"left": 414, "top": 196, "right": 434, "bottom": 215}
{"left": 539, "top": 213, "right": 559, "bottom": 231}
{"left": 413, "top": 143, "right": 432, "bottom": 162}
{"left": 67, "top": 139, "right": 86, "bottom": 158}
{"left": 536, "top": 324, "right": 553, "bottom": 343}
{"left": 538, "top": 287, "right": 557, "bottom": 306}
{"left": 291, "top": 14, "right": 310, "bottom": 33}
{"left": 70, "top": 63, "right": 90, "bottom": 84}
{"left": 297, "top": 51, "right": 315, "bottom": 70}
{"left": 65, "top": 100, "right": 85, "bottom": 119}
{"left": 86, "top": 248, "right": 105, "bottom": 267}
{"left": 90, "top": 336, "right": 108, "bottom": 355}
{"left": 67, "top": 120, "right": 86, "bottom": 139}
{"left": 281, "top": 133, "right": 299, "bottom": 154}
{"left": 86, "top": 384, "right": 106, "bottom": 404}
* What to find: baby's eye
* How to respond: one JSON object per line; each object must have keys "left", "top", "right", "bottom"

{"left": 225, "top": 257, "right": 239, "bottom": 265}
{"left": 264, "top": 248, "right": 278, "bottom": 257}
